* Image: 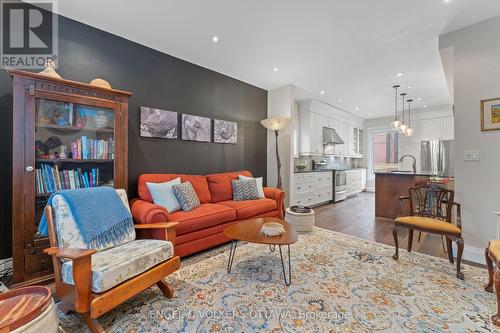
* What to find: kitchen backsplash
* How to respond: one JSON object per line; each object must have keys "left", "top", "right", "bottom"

{"left": 295, "top": 155, "right": 364, "bottom": 171}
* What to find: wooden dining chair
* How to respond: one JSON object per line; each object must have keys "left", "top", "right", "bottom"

{"left": 485, "top": 241, "right": 500, "bottom": 326}
{"left": 392, "top": 184, "right": 464, "bottom": 279}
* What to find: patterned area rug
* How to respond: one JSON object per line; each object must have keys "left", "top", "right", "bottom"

{"left": 58, "top": 228, "right": 496, "bottom": 332}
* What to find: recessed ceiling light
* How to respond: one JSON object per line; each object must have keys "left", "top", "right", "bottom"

{"left": 273, "top": 67, "right": 279, "bottom": 72}
{"left": 355, "top": 107, "right": 360, "bottom": 111}
{"left": 337, "top": 98, "right": 343, "bottom": 102}
{"left": 320, "top": 90, "right": 325, "bottom": 95}
{"left": 442, "top": 0, "right": 451, "bottom": 3}
{"left": 211, "top": 35, "right": 219, "bottom": 43}
{"left": 396, "top": 72, "right": 404, "bottom": 77}
{"left": 407, "top": 84, "right": 413, "bottom": 89}
{"left": 423, "top": 104, "right": 428, "bottom": 108}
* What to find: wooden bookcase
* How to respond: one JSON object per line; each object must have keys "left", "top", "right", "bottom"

{"left": 8, "top": 69, "right": 131, "bottom": 287}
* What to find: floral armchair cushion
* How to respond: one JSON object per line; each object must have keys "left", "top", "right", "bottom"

{"left": 61, "top": 239, "right": 173, "bottom": 293}
{"left": 52, "top": 188, "right": 136, "bottom": 253}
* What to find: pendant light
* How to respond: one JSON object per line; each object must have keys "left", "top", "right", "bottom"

{"left": 390, "top": 85, "right": 401, "bottom": 130}
{"left": 405, "top": 99, "right": 414, "bottom": 136}
{"left": 399, "top": 93, "right": 408, "bottom": 133}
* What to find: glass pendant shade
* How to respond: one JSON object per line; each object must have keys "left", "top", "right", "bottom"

{"left": 399, "top": 123, "right": 408, "bottom": 133}
{"left": 391, "top": 120, "right": 401, "bottom": 130}
{"left": 405, "top": 99, "right": 413, "bottom": 136}
{"left": 391, "top": 85, "right": 400, "bottom": 130}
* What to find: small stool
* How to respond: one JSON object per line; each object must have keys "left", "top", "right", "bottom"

{"left": 285, "top": 207, "right": 315, "bottom": 232}
{"left": 0, "top": 286, "right": 58, "bottom": 333}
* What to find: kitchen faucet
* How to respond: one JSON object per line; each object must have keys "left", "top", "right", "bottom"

{"left": 399, "top": 155, "right": 416, "bottom": 173}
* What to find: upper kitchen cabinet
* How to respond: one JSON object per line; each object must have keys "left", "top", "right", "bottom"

{"left": 298, "top": 99, "right": 365, "bottom": 157}
{"left": 421, "top": 117, "right": 454, "bottom": 141}
{"left": 298, "top": 107, "right": 323, "bottom": 155}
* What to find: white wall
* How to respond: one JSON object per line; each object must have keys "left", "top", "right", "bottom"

{"left": 440, "top": 16, "right": 500, "bottom": 264}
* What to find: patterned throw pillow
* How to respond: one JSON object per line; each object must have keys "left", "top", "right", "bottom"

{"left": 172, "top": 181, "right": 201, "bottom": 211}
{"left": 232, "top": 179, "right": 260, "bottom": 201}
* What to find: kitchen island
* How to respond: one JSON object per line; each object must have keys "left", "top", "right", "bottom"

{"left": 375, "top": 171, "right": 431, "bottom": 219}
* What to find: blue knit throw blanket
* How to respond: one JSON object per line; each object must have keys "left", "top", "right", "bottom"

{"left": 38, "top": 187, "right": 134, "bottom": 249}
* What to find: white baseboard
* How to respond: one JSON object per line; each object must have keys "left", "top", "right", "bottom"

{"left": 452, "top": 244, "right": 485, "bottom": 265}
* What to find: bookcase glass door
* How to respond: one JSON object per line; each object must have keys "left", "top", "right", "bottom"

{"left": 34, "top": 98, "right": 115, "bottom": 240}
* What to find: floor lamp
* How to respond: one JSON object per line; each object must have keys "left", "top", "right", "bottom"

{"left": 260, "top": 117, "right": 291, "bottom": 189}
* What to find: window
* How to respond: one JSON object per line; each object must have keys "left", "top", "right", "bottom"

{"left": 372, "top": 131, "right": 399, "bottom": 171}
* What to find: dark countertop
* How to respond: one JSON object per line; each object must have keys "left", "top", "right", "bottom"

{"left": 374, "top": 170, "right": 438, "bottom": 177}
{"left": 294, "top": 167, "right": 367, "bottom": 173}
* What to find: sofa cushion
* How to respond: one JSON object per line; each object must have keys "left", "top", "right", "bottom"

{"left": 239, "top": 175, "right": 265, "bottom": 198}
{"left": 169, "top": 203, "right": 236, "bottom": 235}
{"left": 53, "top": 189, "right": 135, "bottom": 252}
{"left": 146, "top": 177, "right": 181, "bottom": 213}
{"left": 206, "top": 171, "right": 252, "bottom": 203}
{"left": 61, "top": 239, "right": 173, "bottom": 293}
{"left": 138, "top": 174, "right": 212, "bottom": 204}
{"left": 172, "top": 181, "right": 200, "bottom": 211}
{"left": 232, "top": 179, "right": 260, "bottom": 201}
{"left": 218, "top": 198, "right": 277, "bottom": 220}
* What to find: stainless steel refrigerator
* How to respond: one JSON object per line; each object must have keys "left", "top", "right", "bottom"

{"left": 420, "top": 140, "right": 454, "bottom": 177}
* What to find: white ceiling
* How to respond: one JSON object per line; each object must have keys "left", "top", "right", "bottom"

{"left": 56, "top": 0, "right": 500, "bottom": 119}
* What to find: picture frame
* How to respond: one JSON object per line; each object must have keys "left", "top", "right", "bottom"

{"left": 213, "top": 119, "right": 237, "bottom": 144}
{"left": 140, "top": 107, "right": 178, "bottom": 139}
{"left": 181, "top": 114, "right": 211, "bottom": 142}
{"left": 481, "top": 97, "right": 500, "bottom": 131}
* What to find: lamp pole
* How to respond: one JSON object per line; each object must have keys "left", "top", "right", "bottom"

{"left": 275, "top": 130, "right": 282, "bottom": 189}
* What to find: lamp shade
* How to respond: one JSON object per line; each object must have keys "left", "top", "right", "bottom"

{"left": 260, "top": 117, "right": 290, "bottom": 131}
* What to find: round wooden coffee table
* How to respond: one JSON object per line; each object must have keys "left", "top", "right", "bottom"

{"left": 223, "top": 217, "right": 298, "bottom": 286}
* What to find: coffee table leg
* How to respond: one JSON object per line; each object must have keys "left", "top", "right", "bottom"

{"left": 278, "top": 244, "right": 292, "bottom": 286}
{"left": 227, "top": 240, "right": 238, "bottom": 273}
{"left": 269, "top": 244, "right": 276, "bottom": 252}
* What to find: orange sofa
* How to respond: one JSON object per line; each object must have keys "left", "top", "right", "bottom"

{"left": 130, "top": 171, "right": 285, "bottom": 257}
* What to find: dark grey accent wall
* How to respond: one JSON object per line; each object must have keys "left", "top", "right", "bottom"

{"left": 0, "top": 15, "right": 268, "bottom": 259}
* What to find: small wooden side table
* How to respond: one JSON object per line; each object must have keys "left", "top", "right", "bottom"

{"left": 0, "top": 286, "right": 58, "bottom": 333}
{"left": 285, "top": 207, "right": 315, "bottom": 232}
{"left": 223, "top": 217, "right": 298, "bottom": 286}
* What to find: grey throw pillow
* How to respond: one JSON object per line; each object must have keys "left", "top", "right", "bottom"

{"left": 172, "top": 181, "right": 200, "bottom": 211}
{"left": 232, "top": 179, "right": 260, "bottom": 201}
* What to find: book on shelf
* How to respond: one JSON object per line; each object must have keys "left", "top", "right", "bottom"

{"left": 36, "top": 163, "right": 103, "bottom": 195}
{"left": 68, "top": 136, "right": 114, "bottom": 160}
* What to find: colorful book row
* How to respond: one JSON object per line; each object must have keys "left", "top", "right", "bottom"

{"left": 70, "top": 136, "right": 114, "bottom": 160}
{"left": 36, "top": 164, "right": 100, "bottom": 194}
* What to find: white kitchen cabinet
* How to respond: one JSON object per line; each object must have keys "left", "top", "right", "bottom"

{"left": 360, "top": 168, "right": 367, "bottom": 190}
{"left": 298, "top": 99, "right": 365, "bottom": 157}
{"left": 421, "top": 117, "right": 454, "bottom": 141}
{"left": 298, "top": 110, "right": 323, "bottom": 155}
{"left": 346, "top": 169, "right": 363, "bottom": 197}
{"left": 292, "top": 172, "right": 333, "bottom": 206}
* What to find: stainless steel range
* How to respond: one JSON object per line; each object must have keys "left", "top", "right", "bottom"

{"left": 334, "top": 170, "right": 347, "bottom": 202}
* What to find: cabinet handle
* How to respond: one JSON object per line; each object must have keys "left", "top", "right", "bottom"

{"left": 26, "top": 166, "right": 34, "bottom": 172}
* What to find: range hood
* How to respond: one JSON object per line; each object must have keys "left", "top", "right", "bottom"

{"left": 323, "top": 127, "right": 345, "bottom": 145}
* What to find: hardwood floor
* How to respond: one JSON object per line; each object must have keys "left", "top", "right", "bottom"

{"left": 314, "top": 192, "right": 449, "bottom": 260}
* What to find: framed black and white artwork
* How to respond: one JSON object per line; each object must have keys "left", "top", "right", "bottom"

{"left": 140, "top": 107, "right": 178, "bottom": 139}
{"left": 181, "top": 114, "right": 211, "bottom": 142}
{"left": 213, "top": 119, "right": 237, "bottom": 144}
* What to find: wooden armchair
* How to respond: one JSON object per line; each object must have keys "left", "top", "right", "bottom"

{"left": 43, "top": 190, "right": 180, "bottom": 333}
{"left": 392, "top": 184, "right": 464, "bottom": 279}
